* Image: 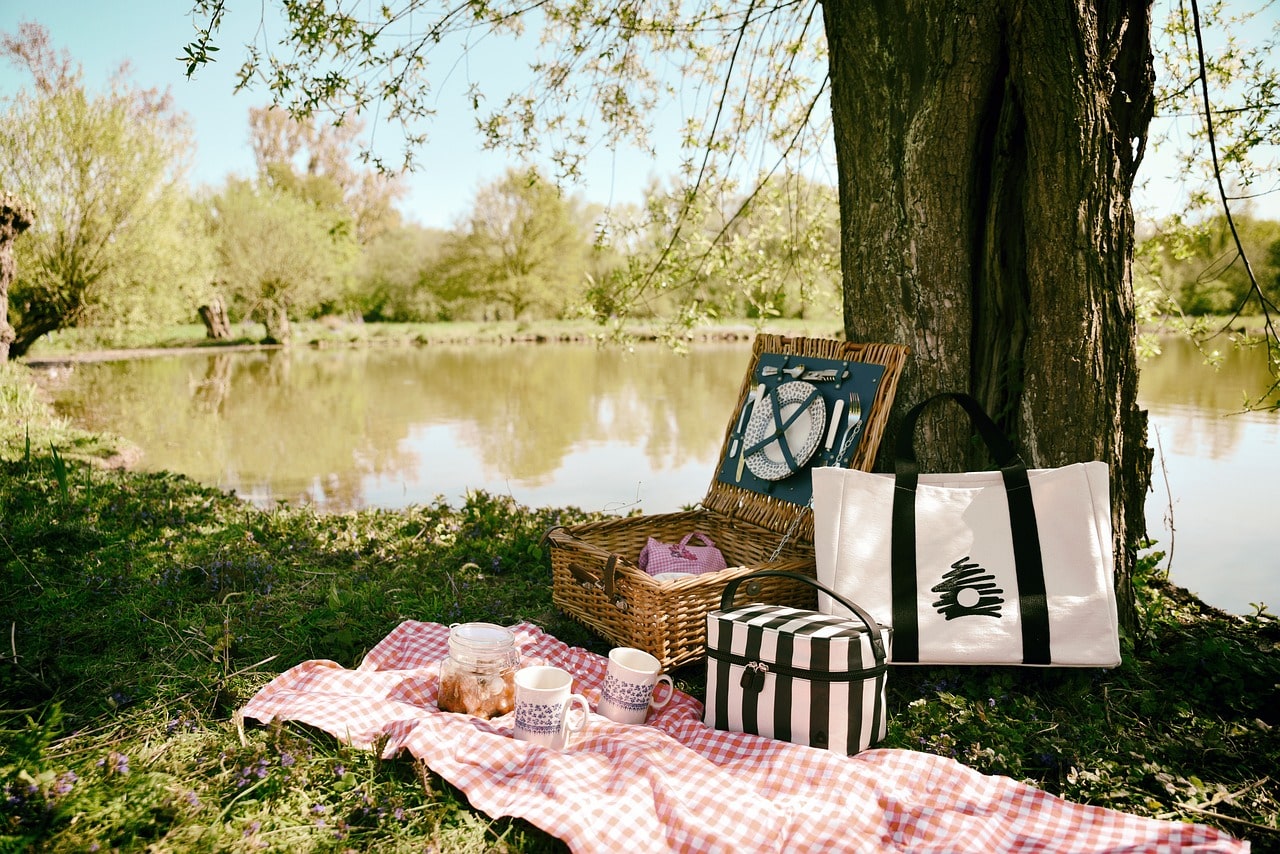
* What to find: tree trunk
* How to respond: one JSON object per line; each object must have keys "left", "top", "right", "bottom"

{"left": 262, "top": 303, "right": 292, "bottom": 345}
{"left": 0, "top": 195, "right": 34, "bottom": 362}
{"left": 822, "top": 0, "right": 1154, "bottom": 632}
{"left": 198, "top": 295, "right": 233, "bottom": 340}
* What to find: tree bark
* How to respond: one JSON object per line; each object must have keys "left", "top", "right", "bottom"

{"left": 823, "top": 0, "right": 1154, "bottom": 631}
{"left": 0, "top": 194, "right": 34, "bottom": 362}
{"left": 262, "top": 303, "right": 292, "bottom": 345}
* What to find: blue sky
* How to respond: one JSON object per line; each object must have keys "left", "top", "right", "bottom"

{"left": 2, "top": 2, "right": 1278, "bottom": 228}
{"left": 0, "top": 0, "right": 673, "bottom": 229}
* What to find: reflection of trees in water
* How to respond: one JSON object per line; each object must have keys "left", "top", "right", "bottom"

{"left": 47, "top": 343, "right": 756, "bottom": 509}
{"left": 412, "top": 344, "right": 747, "bottom": 483}
{"left": 192, "top": 353, "right": 233, "bottom": 413}
{"left": 53, "top": 340, "right": 1276, "bottom": 511}
{"left": 1139, "top": 336, "right": 1278, "bottom": 460}
{"left": 1141, "top": 336, "right": 1277, "bottom": 411}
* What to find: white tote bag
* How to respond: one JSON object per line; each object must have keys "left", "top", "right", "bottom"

{"left": 812, "top": 392, "right": 1120, "bottom": 667}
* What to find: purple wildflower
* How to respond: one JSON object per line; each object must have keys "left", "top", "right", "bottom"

{"left": 108, "top": 752, "right": 130, "bottom": 775}
{"left": 54, "top": 771, "right": 77, "bottom": 796}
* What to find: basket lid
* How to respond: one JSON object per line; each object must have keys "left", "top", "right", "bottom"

{"left": 701, "top": 334, "right": 908, "bottom": 541}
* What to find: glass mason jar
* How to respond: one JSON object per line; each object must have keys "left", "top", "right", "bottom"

{"left": 437, "top": 622, "right": 521, "bottom": 718}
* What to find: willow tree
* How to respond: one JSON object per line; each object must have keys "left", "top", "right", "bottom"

{"left": 188, "top": 1, "right": 1154, "bottom": 625}
{"left": 3, "top": 23, "right": 204, "bottom": 358}
{"left": 0, "top": 194, "right": 33, "bottom": 362}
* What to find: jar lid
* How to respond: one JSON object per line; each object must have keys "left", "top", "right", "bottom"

{"left": 448, "top": 622, "right": 520, "bottom": 670}
{"left": 450, "top": 622, "right": 514, "bottom": 649}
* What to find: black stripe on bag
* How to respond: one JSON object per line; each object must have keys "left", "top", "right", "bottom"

{"left": 839, "top": 632, "right": 864, "bottom": 754}
{"left": 740, "top": 622, "right": 765, "bottom": 736}
{"left": 772, "top": 628, "right": 794, "bottom": 743}
{"left": 713, "top": 617, "right": 735, "bottom": 732}
{"left": 890, "top": 478, "right": 920, "bottom": 662}
{"left": 867, "top": 630, "right": 885, "bottom": 744}
{"left": 808, "top": 635, "right": 831, "bottom": 750}
{"left": 1001, "top": 465, "right": 1051, "bottom": 665}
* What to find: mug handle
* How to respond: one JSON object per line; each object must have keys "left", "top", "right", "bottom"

{"left": 561, "top": 693, "right": 591, "bottom": 737}
{"left": 649, "top": 674, "right": 675, "bottom": 710}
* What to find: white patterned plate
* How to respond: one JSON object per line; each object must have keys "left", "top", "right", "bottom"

{"left": 742, "top": 381, "right": 827, "bottom": 481}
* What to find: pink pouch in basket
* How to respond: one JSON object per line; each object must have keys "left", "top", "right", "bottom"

{"left": 638, "top": 532, "right": 728, "bottom": 577}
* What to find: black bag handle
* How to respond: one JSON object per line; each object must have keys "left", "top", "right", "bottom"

{"left": 719, "top": 570, "right": 887, "bottom": 665}
{"left": 889, "top": 392, "right": 1050, "bottom": 664}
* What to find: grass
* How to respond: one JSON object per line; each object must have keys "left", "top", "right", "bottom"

{"left": 2, "top": 358, "right": 1279, "bottom": 852}
{"left": 20, "top": 314, "right": 1271, "bottom": 361}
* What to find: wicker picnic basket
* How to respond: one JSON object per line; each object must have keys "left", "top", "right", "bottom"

{"left": 544, "top": 334, "right": 909, "bottom": 669}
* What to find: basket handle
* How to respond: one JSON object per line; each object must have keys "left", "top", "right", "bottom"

{"left": 718, "top": 570, "right": 886, "bottom": 663}
{"left": 539, "top": 525, "right": 571, "bottom": 548}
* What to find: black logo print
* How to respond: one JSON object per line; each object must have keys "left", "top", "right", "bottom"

{"left": 931, "top": 556, "right": 1005, "bottom": 620}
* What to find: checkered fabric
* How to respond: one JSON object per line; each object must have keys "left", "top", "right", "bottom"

{"left": 239, "top": 621, "right": 1249, "bottom": 853}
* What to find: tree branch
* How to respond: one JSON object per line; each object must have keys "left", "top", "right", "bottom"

{"left": 1189, "top": 0, "right": 1280, "bottom": 408}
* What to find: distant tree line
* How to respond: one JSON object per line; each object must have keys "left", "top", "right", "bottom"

{"left": 0, "top": 24, "right": 842, "bottom": 357}
{"left": 1, "top": 22, "right": 1277, "bottom": 360}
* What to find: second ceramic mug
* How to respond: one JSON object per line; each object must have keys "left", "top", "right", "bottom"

{"left": 513, "top": 665, "right": 590, "bottom": 750}
{"left": 597, "top": 647, "right": 675, "bottom": 725}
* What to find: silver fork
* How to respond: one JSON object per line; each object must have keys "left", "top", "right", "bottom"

{"left": 834, "top": 392, "right": 863, "bottom": 463}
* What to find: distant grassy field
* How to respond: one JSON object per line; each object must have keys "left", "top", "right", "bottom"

{"left": 21, "top": 317, "right": 846, "bottom": 358}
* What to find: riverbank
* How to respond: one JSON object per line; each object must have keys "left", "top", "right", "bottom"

{"left": 19, "top": 312, "right": 1270, "bottom": 366}
{"left": 19, "top": 318, "right": 844, "bottom": 366}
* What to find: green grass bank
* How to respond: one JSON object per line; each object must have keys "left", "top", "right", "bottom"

{"left": 20, "top": 318, "right": 844, "bottom": 360}
{"left": 2, "top": 336, "right": 1279, "bottom": 852}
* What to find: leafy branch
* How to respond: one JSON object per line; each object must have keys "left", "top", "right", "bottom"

{"left": 181, "top": 0, "right": 226, "bottom": 77}
{"left": 1188, "top": 0, "right": 1280, "bottom": 408}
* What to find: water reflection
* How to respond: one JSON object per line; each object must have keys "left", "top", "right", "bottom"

{"left": 1138, "top": 336, "right": 1279, "bottom": 616}
{"left": 35, "top": 335, "right": 1279, "bottom": 615}
{"left": 43, "top": 343, "right": 750, "bottom": 514}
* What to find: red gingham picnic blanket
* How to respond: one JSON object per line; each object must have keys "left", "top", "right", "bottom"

{"left": 239, "top": 621, "right": 1249, "bottom": 853}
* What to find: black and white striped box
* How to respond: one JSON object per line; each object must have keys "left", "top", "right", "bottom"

{"left": 704, "top": 601, "right": 890, "bottom": 755}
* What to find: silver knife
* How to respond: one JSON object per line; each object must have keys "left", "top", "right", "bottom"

{"left": 824, "top": 398, "right": 845, "bottom": 452}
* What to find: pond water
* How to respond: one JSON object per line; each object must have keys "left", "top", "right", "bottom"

{"left": 31, "top": 336, "right": 1279, "bottom": 615}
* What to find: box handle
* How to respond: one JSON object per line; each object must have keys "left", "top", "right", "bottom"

{"left": 719, "top": 570, "right": 886, "bottom": 664}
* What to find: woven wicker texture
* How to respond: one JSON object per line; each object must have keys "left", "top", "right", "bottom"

{"left": 546, "top": 335, "right": 909, "bottom": 669}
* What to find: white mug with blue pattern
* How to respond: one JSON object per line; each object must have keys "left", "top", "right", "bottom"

{"left": 597, "top": 647, "right": 675, "bottom": 725}
{"left": 513, "top": 666, "right": 590, "bottom": 750}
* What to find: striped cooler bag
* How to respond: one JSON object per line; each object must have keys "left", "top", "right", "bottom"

{"left": 703, "top": 571, "right": 890, "bottom": 755}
